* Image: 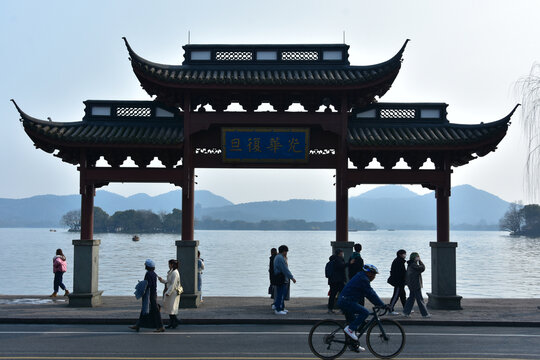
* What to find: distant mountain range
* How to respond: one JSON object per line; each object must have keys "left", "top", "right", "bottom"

{"left": 0, "top": 185, "right": 510, "bottom": 230}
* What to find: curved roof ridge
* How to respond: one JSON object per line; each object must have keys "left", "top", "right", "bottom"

{"left": 446, "top": 104, "right": 519, "bottom": 128}
{"left": 122, "top": 37, "right": 175, "bottom": 70}
{"left": 123, "top": 37, "right": 409, "bottom": 70}
{"left": 11, "top": 99, "right": 54, "bottom": 125}
{"left": 11, "top": 99, "right": 81, "bottom": 126}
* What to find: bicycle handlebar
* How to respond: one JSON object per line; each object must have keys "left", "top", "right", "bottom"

{"left": 373, "top": 305, "right": 390, "bottom": 316}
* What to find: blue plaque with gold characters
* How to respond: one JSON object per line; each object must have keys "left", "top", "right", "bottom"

{"left": 222, "top": 128, "right": 309, "bottom": 163}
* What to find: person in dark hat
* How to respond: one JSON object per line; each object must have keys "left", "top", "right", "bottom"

{"left": 130, "top": 259, "right": 165, "bottom": 332}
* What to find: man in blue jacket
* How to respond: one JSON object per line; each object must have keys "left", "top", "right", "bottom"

{"left": 337, "top": 264, "right": 387, "bottom": 349}
{"left": 273, "top": 245, "right": 296, "bottom": 315}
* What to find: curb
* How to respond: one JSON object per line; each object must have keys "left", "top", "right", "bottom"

{"left": 1, "top": 318, "right": 539, "bottom": 327}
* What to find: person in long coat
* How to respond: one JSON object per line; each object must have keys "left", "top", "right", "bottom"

{"left": 327, "top": 249, "right": 347, "bottom": 313}
{"left": 387, "top": 249, "right": 407, "bottom": 314}
{"left": 130, "top": 259, "right": 165, "bottom": 332}
{"left": 402, "top": 252, "right": 431, "bottom": 318}
{"left": 159, "top": 259, "right": 181, "bottom": 329}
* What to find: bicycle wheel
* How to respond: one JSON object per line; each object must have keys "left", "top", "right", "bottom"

{"left": 366, "top": 319, "right": 405, "bottom": 359}
{"left": 308, "top": 319, "right": 348, "bottom": 360}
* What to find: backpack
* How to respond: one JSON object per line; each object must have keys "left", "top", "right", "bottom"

{"left": 325, "top": 260, "right": 335, "bottom": 278}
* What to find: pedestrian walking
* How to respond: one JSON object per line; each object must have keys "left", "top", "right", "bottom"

{"left": 272, "top": 245, "right": 296, "bottom": 315}
{"left": 130, "top": 259, "right": 165, "bottom": 332}
{"left": 326, "top": 249, "right": 347, "bottom": 313}
{"left": 158, "top": 259, "right": 182, "bottom": 329}
{"left": 50, "top": 249, "right": 69, "bottom": 297}
{"left": 387, "top": 249, "right": 407, "bottom": 315}
{"left": 402, "top": 252, "right": 431, "bottom": 318}
{"left": 197, "top": 251, "right": 204, "bottom": 302}
{"left": 268, "top": 248, "right": 278, "bottom": 302}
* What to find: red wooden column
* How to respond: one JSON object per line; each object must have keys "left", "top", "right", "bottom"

{"left": 435, "top": 185, "right": 450, "bottom": 243}
{"left": 80, "top": 183, "right": 95, "bottom": 241}
{"left": 178, "top": 96, "right": 200, "bottom": 307}
{"left": 428, "top": 165, "right": 462, "bottom": 309}
{"left": 70, "top": 154, "right": 102, "bottom": 307}
{"left": 332, "top": 96, "right": 354, "bottom": 265}
{"left": 182, "top": 97, "right": 195, "bottom": 241}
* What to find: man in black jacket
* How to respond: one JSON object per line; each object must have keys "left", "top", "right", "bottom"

{"left": 387, "top": 249, "right": 407, "bottom": 315}
{"left": 327, "top": 249, "right": 347, "bottom": 313}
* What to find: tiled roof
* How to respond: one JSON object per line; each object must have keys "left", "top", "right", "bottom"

{"left": 347, "top": 120, "right": 510, "bottom": 148}
{"left": 347, "top": 103, "right": 516, "bottom": 149}
{"left": 123, "top": 38, "right": 407, "bottom": 88}
{"left": 23, "top": 120, "right": 184, "bottom": 145}
{"left": 13, "top": 101, "right": 183, "bottom": 146}
{"left": 13, "top": 100, "right": 516, "bottom": 170}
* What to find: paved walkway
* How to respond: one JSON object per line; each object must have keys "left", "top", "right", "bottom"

{"left": 0, "top": 296, "right": 539, "bottom": 326}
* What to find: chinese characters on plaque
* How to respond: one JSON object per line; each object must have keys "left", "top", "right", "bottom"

{"left": 222, "top": 128, "right": 309, "bottom": 163}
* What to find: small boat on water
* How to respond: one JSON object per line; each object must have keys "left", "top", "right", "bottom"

{"left": 132, "top": 235, "right": 140, "bottom": 242}
{"left": 49, "top": 229, "right": 56, "bottom": 232}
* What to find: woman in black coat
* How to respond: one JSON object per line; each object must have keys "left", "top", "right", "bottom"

{"left": 130, "top": 259, "right": 165, "bottom": 332}
{"left": 387, "top": 249, "right": 407, "bottom": 314}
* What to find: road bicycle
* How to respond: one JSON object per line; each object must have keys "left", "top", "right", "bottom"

{"left": 308, "top": 306, "right": 405, "bottom": 359}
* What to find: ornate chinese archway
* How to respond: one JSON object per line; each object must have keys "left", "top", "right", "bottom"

{"left": 13, "top": 39, "right": 516, "bottom": 309}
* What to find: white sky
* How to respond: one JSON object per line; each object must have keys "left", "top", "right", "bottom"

{"left": 1, "top": 0, "right": 538, "bottom": 204}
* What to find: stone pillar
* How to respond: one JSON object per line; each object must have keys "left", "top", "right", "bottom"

{"left": 69, "top": 239, "right": 102, "bottom": 307}
{"left": 427, "top": 182, "right": 462, "bottom": 309}
{"left": 330, "top": 241, "right": 355, "bottom": 265}
{"left": 69, "top": 175, "right": 101, "bottom": 307}
{"left": 331, "top": 240, "right": 355, "bottom": 280}
{"left": 427, "top": 241, "right": 462, "bottom": 309}
{"left": 176, "top": 240, "right": 200, "bottom": 308}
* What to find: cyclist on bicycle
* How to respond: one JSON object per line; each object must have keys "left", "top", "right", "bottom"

{"left": 337, "top": 264, "right": 387, "bottom": 348}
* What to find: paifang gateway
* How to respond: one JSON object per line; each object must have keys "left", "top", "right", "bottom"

{"left": 12, "top": 38, "right": 517, "bottom": 308}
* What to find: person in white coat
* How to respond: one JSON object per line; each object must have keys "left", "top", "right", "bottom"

{"left": 158, "top": 259, "right": 181, "bottom": 329}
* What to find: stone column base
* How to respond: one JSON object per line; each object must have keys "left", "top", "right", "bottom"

{"left": 331, "top": 241, "right": 355, "bottom": 281}
{"left": 179, "top": 293, "right": 200, "bottom": 308}
{"left": 176, "top": 240, "right": 201, "bottom": 308}
{"left": 427, "top": 293, "right": 462, "bottom": 310}
{"left": 428, "top": 241, "right": 462, "bottom": 310}
{"left": 68, "top": 291, "right": 103, "bottom": 307}
{"left": 330, "top": 241, "right": 355, "bottom": 261}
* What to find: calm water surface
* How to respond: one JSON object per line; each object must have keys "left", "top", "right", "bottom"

{"left": 1, "top": 228, "right": 538, "bottom": 298}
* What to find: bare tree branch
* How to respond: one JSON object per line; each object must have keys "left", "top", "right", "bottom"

{"left": 515, "top": 62, "right": 540, "bottom": 202}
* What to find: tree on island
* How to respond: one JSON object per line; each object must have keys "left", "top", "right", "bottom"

{"left": 499, "top": 202, "right": 540, "bottom": 237}
{"left": 61, "top": 210, "right": 80, "bottom": 231}
{"left": 520, "top": 204, "right": 540, "bottom": 237}
{"left": 499, "top": 202, "right": 523, "bottom": 234}
{"left": 60, "top": 208, "right": 377, "bottom": 232}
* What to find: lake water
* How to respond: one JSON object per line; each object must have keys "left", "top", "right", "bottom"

{"left": 0, "top": 228, "right": 538, "bottom": 298}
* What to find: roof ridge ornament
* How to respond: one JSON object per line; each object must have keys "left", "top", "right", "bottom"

{"left": 10, "top": 99, "right": 34, "bottom": 123}
{"left": 11, "top": 99, "right": 58, "bottom": 124}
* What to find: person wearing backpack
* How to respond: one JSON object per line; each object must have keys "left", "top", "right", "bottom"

{"left": 326, "top": 249, "right": 347, "bottom": 313}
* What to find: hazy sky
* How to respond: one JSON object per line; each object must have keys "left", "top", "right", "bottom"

{"left": 1, "top": 0, "right": 538, "bottom": 204}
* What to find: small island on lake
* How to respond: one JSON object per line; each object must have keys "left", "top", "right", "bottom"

{"left": 61, "top": 207, "right": 377, "bottom": 233}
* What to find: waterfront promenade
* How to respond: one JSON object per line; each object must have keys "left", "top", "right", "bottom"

{"left": 1, "top": 296, "right": 538, "bottom": 326}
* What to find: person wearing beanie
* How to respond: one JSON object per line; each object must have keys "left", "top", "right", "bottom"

{"left": 387, "top": 249, "right": 407, "bottom": 315}
{"left": 402, "top": 252, "right": 431, "bottom": 318}
{"left": 130, "top": 259, "right": 165, "bottom": 332}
